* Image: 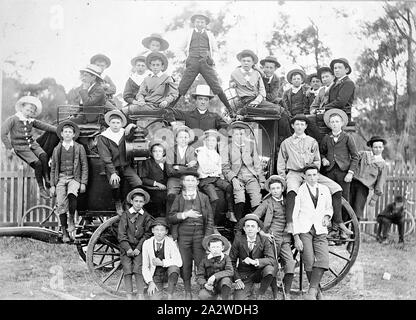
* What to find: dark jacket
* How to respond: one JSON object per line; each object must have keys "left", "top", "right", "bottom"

{"left": 281, "top": 86, "right": 313, "bottom": 116}
{"left": 97, "top": 134, "right": 129, "bottom": 175}
{"left": 253, "top": 195, "right": 286, "bottom": 236}
{"left": 165, "top": 145, "right": 197, "bottom": 178}
{"left": 118, "top": 209, "right": 154, "bottom": 253}
{"left": 378, "top": 203, "right": 404, "bottom": 219}
{"left": 320, "top": 131, "right": 359, "bottom": 173}
{"left": 172, "top": 108, "right": 228, "bottom": 133}
{"left": 196, "top": 254, "right": 234, "bottom": 286}
{"left": 50, "top": 141, "right": 89, "bottom": 186}
{"left": 167, "top": 191, "right": 214, "bottom": 240}
{"left": 262, "top": 75, "right": 283, "bottom": 104}
{"left": 324, "top": 76, "right": 355, "bottom": 114}
{"left": 140, "top": 157, "right": 167, "bottom": 186}
{"left": 123, "top": 78, "right": 141, "bottom": 104}
{"left": 229, "top": 233, "right": 275, "bottom": 280}
{"left": 72, "top": 82, "right": 107, "bottom": 123}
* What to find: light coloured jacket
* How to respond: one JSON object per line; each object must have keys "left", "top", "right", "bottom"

{"left": 292, "top": 183, "right": 333, "bottom": 235}
{"left": 141, "top": 236, "right": 183, "bottom": 284}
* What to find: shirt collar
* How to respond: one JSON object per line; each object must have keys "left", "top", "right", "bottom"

{"left": 62, "top": 140, "right": 74, "bottom": 148}
{"left": 292, "top": 133, "right": 307, "bottom": 140}
{"left": 234, "top": 141, "right": 245, "bottom": 148}
{"left": 154, "top": 238, "right": 165, "bottom": 245}
{"left": 182, "top": 189, "right": 197, "bottom": 200}
{"left": 152, "top": 71, "right": 163, "bottom": 78}
{"left": 246, "top": 235, "right": 257, "bottom": 243}
{"left": 241, "top": 68, "right": 253, "bottom": 74}
{"left": 197, "top": 108, "right": 208, "bottom": 114}
{"left": 88, "top": 82, "right": 96, "bottom": 92}
{"left": 194, "top": 28, "right": 206, "bottom": 33}
{"left": 306, "top": 182, "right": 319, "bottom": 190}
{"left": 177, "top": 145, "right": 188, "bottom": 152}
{"left": 331, "top": 130, "right": 343, "bottom": 137}
{"left": 291, "top": 84, "right": 302, "bottom": 93}
{"left": 15, "top": 111, "right": 34, "bottom": 123}
{"left": 129, "top": 207, "right": 144, "bottom": 215}
{"left": 207, "top": 252, "right": 225, "bottom": 261}
{"left": 336, "top": 75, "right": 347, "bottom": 83}
{"left": 272, "top": 196, "right": 284, "bottom": 202}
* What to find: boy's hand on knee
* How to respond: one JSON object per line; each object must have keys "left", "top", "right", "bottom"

{"left": 132, "top": 249, "right": 140, "bottom": 256}
{"left": 294, "top": 235, "right": 303, "bottom": 252}
{"left": 80, "top": 184, "right": 86, "bottom": 193}
{"left": 322, "top": 215, "right": 331, "bottom": 227}
{"left": 147, "top": 281, "right": 158, "bottom": 296}
{"left": 110, "top": 173, "right": 120, "bottom": 185}
{"left": 49, "top": 186, "right": 56, "bottom": 197}
{"left": 6, "top": 148, "right": 15, "bottom": 159}
{"left": 369, "top": 199, "right": 377, "bottom": 207}
{"left": 204, "top": 283, "right": 214, "bottom": 291}
{"left": 344, "top": 172, "right": 353, "bottom": 183}
{"left": 126, "top": 248, "right": 134, "bottom": 257}
{"left": 159, "top": 101, "right": 168, "bottom": 108}
{"left": 235, "top": 279, "right": 245, "bottom": 290}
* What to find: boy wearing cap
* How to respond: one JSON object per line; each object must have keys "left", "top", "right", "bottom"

{"left": 123, "top": 55, "right": 149, "bottom": 105}
{"left": 350, "top": 136, "right": 387, "bottom": 220}
{"left": 253, "top": 175, "right": 295, "bottom": 300}
{"left": 292, "top": 165, "right": 332, "bottom": 300}
{"left": 196, "top": 234, "right": 234, "bottom": 300}
{"left": 121, "top": 52, "right": 177, "bottom": 119}
{"left": 118, "top": 188, "right": 154, "bottom": 300}
{"left": 376, "top": 195, "right": 406, "bottom": 246}
{"left": 97, "top": 110, "right": 143, "bottom": 215}
{"left": 320, "top": 109, "right": 359, "bottom": 210}
{"left": 221, "top": 123, "right": 265, "bottom": 221}
{"left": 260, "top": 56, "right": 284, "bottom": 105}
{"left": 142, "top": 217, "right": 182, "bottom": 300}
{"left": 276, "top": 114, "right": 352, "bottom": 236}
{"left": 90, "top": 54, "right": 117, "bottom": 102}
{"left": 325, "top": 58, "right": 355, "bottom": 120}
{"left": 230, "top": 214, "right": 276, "bottom": 300}
{"left": 50, "top": 120, "right": 88, "bottom": 242}
{"left": 2, "top": 96, "right": 56, "bottom": 199}
{"left": 281, "top": 69, "right": 313, "bottom": 116}
{"left": 140, "top": 139, "right": 168, "bottom": 217}
{"left": 310, "top": 67, "right": 334, "bottom": 115}
{"left": 306, "top": 73, "right": 322, "bottom": 100}
{"left": 171, "top": 13, "right": 233, "bottom": 115}
{"left": 166, "top": 125, "right": 198, "bottom": 210}
{"left": 167, "top": 172, "right": 214, "bottom": 299}
{"left": 196, "top": 129, "right": 235, "bottom": 222}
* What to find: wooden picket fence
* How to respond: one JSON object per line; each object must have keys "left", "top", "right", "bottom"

{"left": 0, "top": 154, "right": 415, "bottom": 228}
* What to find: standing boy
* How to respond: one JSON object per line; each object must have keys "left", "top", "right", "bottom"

{"left": 230, "top": 214, "right": 276, "bottom": 300}
{"left": 281, "top": 68, "right": 312, "bottom": 116}
{"left": 97, "top": 110, "right": 142, "bottom": 215}
{"left": 141, "top": 217, "right": 182, "bottom": 300}
{"left": 167, "top": 172, "right": 214, "bottom": 299}
{"left": 118, "top": 188, "right": 154, "bottom": 300}
{"left": 292, "top": 165, "right": 332, "bottom": 300}
{"left": 50, "top": 120, "right": 88, "bottom": 242}
{"left": 197, "top": 234, "right": 234, "bottom": 300}
{"left": 309, "top": 67, "right": 334, "bottom": 115}
{"left": 260, "top": 56, "right": 284, "bottom": 105}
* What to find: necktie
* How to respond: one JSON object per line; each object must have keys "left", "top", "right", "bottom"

{"left": 248, "top": 240, "right": 255, "bottom": 251}
{"left": 156, "top": 242, "right": 162, "bottom": 251}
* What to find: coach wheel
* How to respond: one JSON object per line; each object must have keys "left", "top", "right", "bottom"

{"left": 291, "top": 197, "right": 360, "bottom": 293}
{"left": 19, "top": 205, "right": 59, "bottom": 230}
{"left": 86, "top": 216, "right": 127, "bottom": 298}
{"left": 403, "top": 209, "right": 415, "bottom": 236}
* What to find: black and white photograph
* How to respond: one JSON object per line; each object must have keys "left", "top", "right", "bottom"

{"left": 0, "top": 0, "right": 415, "bottom": 304}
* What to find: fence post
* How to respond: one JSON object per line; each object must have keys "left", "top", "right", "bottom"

{"left": 16, "top": 163, "right": 24, "bottom": 226}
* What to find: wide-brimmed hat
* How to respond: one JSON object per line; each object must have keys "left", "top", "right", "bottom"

{"left": 286, "top": 68, "right": 306, "bottom": 83}
{"left": 260, "top": 56, "right": 281, "bottom": 68}
{"left": 317, "top": 66, "right": 333, "bottom": 80}
{"left": 202, "top": 234, "right": 231, "bottom": 252}
{"left": 201, "top": 129, "right": 220, "bottom": 141}
{"left": 306, "top": 73, "right": 319, "bottom": 84}
{"left": 15, "top": 96, "right": 43, "bottom": 117}
{"left": 241, "top": 213, "right": 261, "bottom": 225}
{"left": 126, "top": 188, "right": 150, "bottom": 204}
{"left": 90, "top": 54, "right": 111, "bottom": 68}
{"left": 174, "top": 125, "right": 195, "bottom": 142}
{"left": 141, "top": 33, "right": 169, "bottom": 51}
{"left": 367, "top": 136, "right": 387, "bottom": 147}
{"left": 265, "top": 175, "right": 287, "bottom": 192}
{"left": 79, "top": 64, "right": 104, "bottom": 81}
{"left": 149, "top": 139, "right": 168, "bottom": 152}
{"left": 323, "top": 109, "right": 348, "bottom": 128}
{"left": 191, "top": 84, "right": 214, "bottom": 99}
{"left": 150, "top": 217, "right": 169, "bottom": 229}
{"left": 57, "top": 120, "right": 80, "bottom": 140}
{"left": 104, "top": 110, "right": 127, "bottom": 127}
{"left": 330, "top": 58, "right": 352, "bottom": 74}
{"left": 290, "top": 114, "right": 309, "bottom": 125}
{"left": 236, "top": 49, "right": 259, "bottom": 64}
{"left": 191, "top": 13, "right": 210, "bottom": 24}
{"left": 130, "top": 55, "right": 147, "bottom": 67}
{"left": 146, "top": 52, "right": 168, "bottom": 71}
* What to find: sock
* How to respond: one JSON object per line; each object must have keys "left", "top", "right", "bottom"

{"left": 39, "top": 153, "right": 50, "bottom": 187}
{"left": 306, "top": 270, "right": 312, "bottom": 283}
{"left": 331, "top": 191, "right": 343, "bottom": 224}
{"left": 135, "top": 274, "right": 144, "bottom": 295}
{"left": 309, "top": 267, "right": 325, "bottom": 289}
{"left": 124, "top": 274, "right": 133, "bottom": 294}
{"left": 221, "top": 285, "right": 231, "bottom": 300}
{"left": 217, "top": 91, "right": 233, "bottom": 114}
{"left": 59, "top": 213, "right": 68, "bottom": 229}
{"left": 167, "top": 272, "right": 179, "bottom": 295}
{"left": 111, "top": 188, "right": 121, "bottom": 201}
{"left": 225, "top": 184, "right": 234, "bottom": 212}
{"left": 234, "top": 202, "right": 245, "bottom": 221}
{"left": 30, "top": 160, "right": 44, "bottom": 188}
{"left": 283, "top": 273, "right": 294, "bottom": 294}
{"left": 68, "top": 193, "right": 77, "bottom": 217}
{"left": 184, "top": 279, "right": 192, "bottom": 293}
{"left": 285, "top": 191, "right": 297, "bottom": 224}
{"left": 258, "top": 274, "right": 274, "bottom": 295}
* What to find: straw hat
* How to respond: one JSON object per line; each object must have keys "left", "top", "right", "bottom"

{"left": 260, "top": 56, "right": 281, "bottom": 68}
{"left": 130, "top": 55, "right": 146, "bottom": 67}
{"left": 126, "top": 188, "right": 150, "bottom": 204}
{"left": 56, "top": 120, "right": 80, "bottom": 140}
{"left": 236, "top": 49, "right": 259, "bottom": 64}
{"left": 202, "top": 234, "right": 231, "bottom": 252}
{"left": 265, "top": 175, "right": 286, "bottom": 192}
{"left": 79, "top": 64, "right": 104, "bottom": 81}
{"left": 104, "top": 110, "right": 127, "bottom": 127}
{"left": 286, "top": 68, "right": 306, "bottom": 83}
{"left": 330, "top": 58, "right": 352, "bottom": 74}
{"left": 141, "top": 33, "right": 169, "bottom": 51}
{"left": 323, "top": 109, "right": 348, "bottom": 128}
{"left": 90, "top": 54, "right": 111, "bottom": 68}
{"left": 146, "top": 52, "right": 168, "bottom": 71}
{"left": 191, "top": 13, "right": 210, "bottom": 24}
{"left": 15, "top": 96, "right": 43, "bottom": 117}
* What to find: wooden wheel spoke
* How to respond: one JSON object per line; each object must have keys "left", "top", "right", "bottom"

{"left": 99, "top": 238, "right": 119, "bottom": 251}
{"left": 94, "top": 257, "right": 120, "bottom": 270}
{"left": 329, "top": 267, "right": 339, "bottom": 278}
{"left": 329, "top": 250, "right": 351, "bottom": 262}
{"left": 93, "top": 252, "right": 120, "bottom": 256}
{"left": 116, "top": 271, "right": 124, "bottom": 291}
{"left": 343, "top": 219, "right": 353, "bottom": 225}
{"left": 97, "top": 246, "right": 110, "bottom": 265}
{"left": 101, "top": 262, "right": 121, "bottom": 283}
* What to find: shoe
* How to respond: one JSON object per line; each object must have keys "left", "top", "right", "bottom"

{"left": 316, "top": 288, "right": 324, "bottom": 300}
{"left": 184, "top": 291, "right": 193, "bottom": 300}
{"left": 303, "top": 288, "right": 318, "bottom": 300}
{"left": 167, "top": 294, "right": 174, "bottom": 300}
{"left": 39, "top": 187, "right": 50, "bottom": 199}
{"left": 337, "top": 222, "right": 354, "bottom": 236}
{"left": 115, "top": 200, "right": 124, "bottom": 216}
{"left": 126, "top": 293, "right": 133, "bottom": 300}
{"left": 227, "top": 211, "right": 238, "bottom": 223}
{"left": 62, "top": 229, "right": 70, "bottom": 243}
{"left": 284, "top": 293, "right": 291, "bottom": 300}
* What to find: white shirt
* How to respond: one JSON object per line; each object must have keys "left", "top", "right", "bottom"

{"left": 331, "top": 130, "right": 342, "bottom": 143}
{"left": 291, "top": 84, "right": 302, "bottom": 94}
{"left": 62, "top": 140, "right": 74, "bottom": 151}
{"left": 194, "top": 27, "right": 206, "bottom": 34}
{"left": 130, "top": 72, "right": 148, "bottom": 87}
{"left": 292, "top": 133, "right": 307, "bottom": 145}
{"left": 242, "top": 68, "right": 254, "bottom": 82}
{"left": 177, "top": 145, "right": 187, "bottom": 160}
{"left": 196, "top": 146, "right": 222, "bottom": 178}
{"left": 272, "top": 196, "right": 284, "bottom": 202}
{"left": 100, "top": 127, "right": 125, "bottom": 145}
{"left": 129, "top": 207, "right": 144, "bottom": 215}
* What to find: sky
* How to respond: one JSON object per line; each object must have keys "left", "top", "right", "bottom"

{"left": 0, "top": 0, "right": 387, "bottom": 94}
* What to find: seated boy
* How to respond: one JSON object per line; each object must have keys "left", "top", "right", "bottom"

{"left": 320, "top": 109, "right": 359, "bottom": 237}
{"left": 90, "top": 54, "right": 117, "bottom": 106}
{"left": 293, "top": 165, "right": 332, "bottom": 300}
{"left": 167, "top": 172, "right": 214, "bottom": 299}
{"left": 142, "top": 217, "right": 182, "bottom": 300}
{"left": 260, "top": 56, "right": 283, "bottom": 105}
{"left": 197, "top": 234, "right": 233, "bottom": 300}
{"left": 230, "top": 214, "right": 276, "bottom": 300}
{"left": 230, "top": 50, "right": 287, "bottom": 119}
{"left": 123, "top": 55, "right": 149, "bottom": 105}
{"left": 118, "top": 188, "right": 154, "bottom": 300}
{"left": 221, "top": 122, "right": 265, "bottom": 221}
{"left": 1, "top": 96, "right": 56, "bottom": 199}
{"left": 196, "top": 129, "right": 235, "bottom": 222}
{"left": 166, "top": 125, "right": 198, "bottom": 210}
{"left": 50, "top": 120, "right": 88, "bottom": 242}
{"left": 309, "top": 67, "right": 334, "bottom": 115}
{"left": 121, "top": 52, "right": 177, "bottom": 120}
{"left": 253, "top": 175, "right": 295, "bottom": 300}
{"left": 306, "top": 73, "right": 322, "bottom": 101}
{"left": 97, "top": 110, "right": 142, "bottom": 215}
{"left": 140, "top": 139, "right": 168, "bottom": 217}
{"left": 376, "top": 195, "right": 406, "bottom": 246}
